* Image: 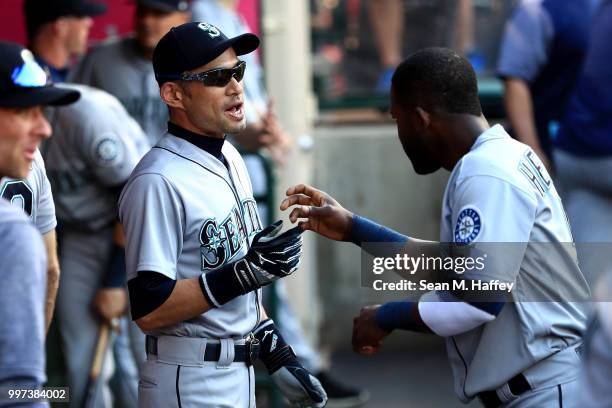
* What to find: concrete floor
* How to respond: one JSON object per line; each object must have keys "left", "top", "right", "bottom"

{"left": 328, "top": 336, "right": 482, "bottom": 408}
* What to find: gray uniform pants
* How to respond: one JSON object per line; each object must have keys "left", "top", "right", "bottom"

{"left": 139, "top": 336, "right": 255, "bottom": 408}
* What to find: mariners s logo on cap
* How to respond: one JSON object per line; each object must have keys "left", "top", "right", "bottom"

{"left": 198, "top": 22, "right": 220, "bottom": 39}
{"left": 454, "top": 206, "right": 482, "bottom": 244}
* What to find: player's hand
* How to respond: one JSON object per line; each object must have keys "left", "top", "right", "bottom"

{"left": 272, "top": 363, "right": 327, "bottom": 408}
{"left": 352, "top": 305, "right": 391, "bottom": 356}
{"left": 255, "top": 319, "right": 327, "bottom": 408}
{"left": 92, "top": 288, "right": 127, "bottom": 322}
{"left": 233, "top": 221, "right": 304, "bottom": 292}
{"left": 280, "top": 184, "right": 353, "bottom": 241}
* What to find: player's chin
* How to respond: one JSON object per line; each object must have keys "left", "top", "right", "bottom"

{"left": 224, "top": 120, "right": 247, "bottom": 135}
{"left": 4, "top": 159, "right": 30, "bottom": 180}
{"left": 408, "top": 155, "right": 440, "bottom": 175}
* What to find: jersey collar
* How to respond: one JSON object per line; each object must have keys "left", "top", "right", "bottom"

{"left": 470, "top": 124, "right": 508, "bottom": 151}
{"left": 167, "top": 121, "right": 226, "bottom": 163}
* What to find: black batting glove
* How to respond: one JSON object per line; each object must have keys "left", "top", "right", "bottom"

{"left": 254, "top": 319, "right": 327, "bottom": 408}
{"left": 200, "top": 221, "right": 303, "bottom": 307}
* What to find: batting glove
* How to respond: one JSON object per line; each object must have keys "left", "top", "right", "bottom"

{"left": 254, "top": 319, "right": 327, "bottom": 408}
{"left": 200, "top": 221, "right": 303, "bottom": 307}
{"left": 235, "top": 220, "right": 302, "bottom": 286}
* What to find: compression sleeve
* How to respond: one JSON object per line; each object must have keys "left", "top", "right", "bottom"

{"left": 127, "top": 271, "right": 177, "bottom": 320}
{"left": 348, "top": 214, "right": 409, "bottom": 246}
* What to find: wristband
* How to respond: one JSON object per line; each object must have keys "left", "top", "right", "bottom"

{"left": 349, "top": 214, "right": 409, "bottom": 246}
{"left": 375, "top": 301, "right": 421, "bottom": 332}
{"left": 199, "top": 260, "right": 250, "bottom": 307}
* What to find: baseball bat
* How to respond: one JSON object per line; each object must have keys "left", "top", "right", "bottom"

{"left": 82, "top": 318, "right": 118, "bottom": 408}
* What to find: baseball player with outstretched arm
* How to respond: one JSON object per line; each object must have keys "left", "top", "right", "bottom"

{"left": 281, "top": 48, "right": 589, "bottom": 407}
{"left": 119, "top": 22, "right": 326, "bottom": 407}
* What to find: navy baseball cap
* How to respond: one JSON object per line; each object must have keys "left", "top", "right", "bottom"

{"left": 0, "top": 42, "right": 80, "bottom": 108}
{"left": 24, "top": 0, "right": 107, "bottom": 36}
{"left": 134, "top": 0, "right": 190, "bottom": 13}
{"left": 153, "top": 22, "right": 260, "bottom": 84}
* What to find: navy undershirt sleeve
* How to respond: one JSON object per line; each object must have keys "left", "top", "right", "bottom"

{"left": 348, "top": 214, "right": 409, "bottom": 246}
{"left": 128, "top": 271, "right": 177, "bottom": 320}
{"left": 101, "top": 244, "right": 126, "bottom": 288}
{"left": 376, "top": 301, "right": 421, "bottom": 332}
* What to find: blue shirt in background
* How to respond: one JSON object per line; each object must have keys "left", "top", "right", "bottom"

{"left": 497, "top": 0, "right": 596, "bottom": 157}
{"left": 556, "top": 0, "right": 612, "bottom": 156}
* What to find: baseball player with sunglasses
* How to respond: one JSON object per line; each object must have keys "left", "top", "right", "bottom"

{"left": 119, "top": 22, "right": 327, "bottom": 407}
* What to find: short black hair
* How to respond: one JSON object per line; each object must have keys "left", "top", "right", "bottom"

{"left": 391, "top": 47, "right": 482, "bottom": 116}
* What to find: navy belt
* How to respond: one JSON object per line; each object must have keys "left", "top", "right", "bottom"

{"left": 145, "top": 335, "right": 260, "bottom": 366}
{"left": 477, "top": 373, "right": 532, "bottom": 408}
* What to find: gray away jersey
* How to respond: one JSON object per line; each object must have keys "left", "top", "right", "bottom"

{"left": 439, "top": 125, "right": 589, "bottom": 400}
{"left": 119, "top": 134, "right": 263, "bottom": 339}
{"left": 0, "top": 149, "right": 56, "bottom": 234}
{"left": 70, "top": 37, "right": 168, "bottom": 146}
{"left": 0, "top": 199, "right": 47, "bottom": 391}
{"left": 42, "top": 83, "right": 149, "bottom": 232}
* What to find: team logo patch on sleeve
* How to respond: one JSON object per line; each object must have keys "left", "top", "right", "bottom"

{"left": 454, "top": 207, "right": 482, "bottom": 243}
{"left": 93, "top": 136, "right": 122, "bottom": 166}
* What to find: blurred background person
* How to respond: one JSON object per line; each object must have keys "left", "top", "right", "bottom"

{"left": 71, "top": 0, "right": 190, "bottom": 146}
{"left": 553, "top": 0, "right": 612, "bottom": 286}
{"left": 497, "top": 0, "right": 597, "bottom": 173}
{"left": 368, "top": 0, "right": 477, "bottom": 91}
{"left": 367, "top": 0, "right": 404, "bottom": 91}
{"left": 24, "top": 0, "right": 106, "bottom": 82}
{"left": 24, "top": 1, "right": 149, "bottom": 406}
{"left": 579, "top": 272, "right": 612, "bottom": 407}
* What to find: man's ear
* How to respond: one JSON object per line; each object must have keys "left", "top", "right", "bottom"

{"left": 160, "top": 82, "right": 185, "bottom": 110}
{"left": 415, "top": 106, "right": 431, "bottom": 129}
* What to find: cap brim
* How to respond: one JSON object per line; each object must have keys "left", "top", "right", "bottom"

{"left": 228, "top": 33, "right": 260, "bottom": 56}
{"left": 78, "top": 2, "right": 108, "bottom": 17}
{"left": 134, "top": 0, "right": 184, "bottom": 13}
{"left": 0, "top": 86, "right": 80, "bottom": 108}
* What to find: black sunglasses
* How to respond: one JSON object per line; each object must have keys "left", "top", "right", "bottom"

{"left": 181, "top": 60, "right": 246, "bottom": 87}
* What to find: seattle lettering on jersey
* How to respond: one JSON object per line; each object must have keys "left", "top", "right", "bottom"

{"left": 199, "top": 198, "right": 262, "bottom": 270}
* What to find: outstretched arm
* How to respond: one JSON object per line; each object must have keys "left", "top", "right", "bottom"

{"left": 280, "top": 184, "right": 442, "bottom": 279}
